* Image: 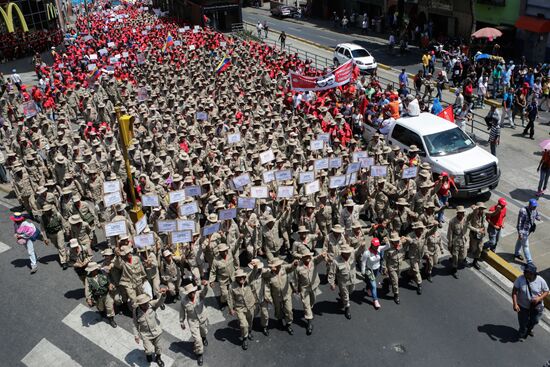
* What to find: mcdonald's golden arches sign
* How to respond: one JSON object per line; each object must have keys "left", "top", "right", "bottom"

{"left": 0, "top": 3, "right": 29, "bottom": 32}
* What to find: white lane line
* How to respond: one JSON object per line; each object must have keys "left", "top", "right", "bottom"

{"left": 63, "top": 304, "right": 174, "bottom": 367}
{"left": 22, "top": 338, "right": 83, "bottom": 367}
{"left": 0, "top": 241, "right": 10, "bottom": 254}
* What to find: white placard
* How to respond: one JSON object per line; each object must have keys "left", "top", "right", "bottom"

{"left": 352, "top": 151, "right": 368, "bottom": 162}
{"left": 171, "top": 230, "right": 192, "bottom": 244}
{"left": 274, "top": 169, "right": 293, "bottom": 182}
{"left": 103, "top": 180, "right": 120, "bottom": 193}
{"left": 346, "top": 162, "right": 361, "bottom": 175}
{"left": 135, "top": 215, "right": 147, "bottom": 235}
{"left": 259, "top": 149, "right": 275, "bottom": 165}
{"left": 184, "top": 26, "right": 190, "bottom": 31}
{"left": 370, "top": 165, "right": 388, "bottom": 177}
{"left": 346, "top": 172, "right": 358, "bottom": 186}
{"left": 317, "top": 133, "right": 330, "bottom": 142}
{"left": 104, "top": 220, "right": 127, "bottom": 237}
{"left": 237, "top": 197, "right": 256, "bottom": 209}
{"left": 98, "top": 48, "right": 108, "bottom": 56}
{"left": 360, "top": 157, "right": 375, "bottom": 168}
{"left": 141, "top": 194, "right": 159, "bottom": 207}
{"left": 103, "top": 191, "right": 122, "bottom": 207}
{"left": 88, "top": 64, "right": 97, "bottom": 71}
{"left": 158, "top": 220, "right": 177, "bottom": 233}
{"left": 179, "top": 201, "right": 199, "bottom": 216}
{"left": 233, "top": 173, "right": 251, "bottom": 188}
{"left": 305, "top": 180, "right": 320, "bottom": 195}
{"left": 184, "top": 185, "right": 201, "bottom": 197}
{"left": 262, "top": 170, "right": 275, "bottom": 184}
{"left": 169, "top": 190, "right": 186, "bottom": 204}
{"left": 178, "top": 27, "right": 185, "bottom": 33}
{"left": 89, "top": 54, "right": 98, "bottom": 60}
{"left": 329, "top": 175, "right": 347, "bottom": 189}
{"left": 107, "top": 42, "right": 116, "bottom": 48}
{"left": 250, "top": 186, "right": 269, "bottom": 198}
{"left": 314, "top": 158, "right": 329, "bottom": 170}
{"left": 219, "top": 208, "right": 237, "bottom": 221}
{"left": 227, "top": 133, "right": 241, "bottom": 144}
{"left": 310, "top": 140, "right": 324, "bottom": 151}
{"left": 402, "top": 166, "right": 418, "bottom": 179}
{"left": 109, "top": 57, "right": 118, "bottom": 64}
{"left": 174, "top": 40, "right": 181, "bottom": 46}
{"left": 134, "top": 233, "right": 154, "bottom": 248}
{"left": 299, "top": 171, "right": 315, "bottom": 184}
{"left": 122, "top": 51, "right": 129, "bottom": 58}
{"left": 141, "top": 30, "right": 148, "bottom": 35}
{"left": 220, "top": 41, "right": 227, "bottom": 47}
{"left": 277, "top": 185, "right": 295, "bottom": 199}
{"left": 329, "top": 157, "right": 342, "bottom": 169}
{"left": 202, "top": 223, "right": 221, "bottom": 236}
{"left": 189, "top": 45, "right": 196, "bottom": 50}
{"left": 177, "top": 220, "right": 196, "bottom": 231}
{"left": 58, "top": 63, "right": 65, "bottom": 69}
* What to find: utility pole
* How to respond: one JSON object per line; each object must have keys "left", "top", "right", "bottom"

{"left": 115, "top": 106, "right": 143, "bottom": 223}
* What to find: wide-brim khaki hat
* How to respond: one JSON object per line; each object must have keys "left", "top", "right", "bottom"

{"left": 85, "top": 262, "right": 100, "bottom": 273}
{"left": 119, "top": 245, "right": 132, "bottom": 256}
{"left": 389, "top": 232, "right": 400, "bottom": 242}
{"left": 135, "top": 294, "right": 151, "bottom": 305}
{"left": 332, "top": 224, "right": 344, "bottom": 234}
{"left": 248, "top": 258, "right": 264, "bottom": 269}
{"left": 412, "top": 222, "right": 425, "bottom": 230}
{"left": 235, "top": 268, "right": 247, "bottom": 278}
{"left": 182, "top": 283, "right": 198, "bottom": 295}
{"left": 456, "top": 205, "right": 466, "bottom": 213}
{"left": 268, "top": 258, "right": 284, "bottom": 267}
{"left": 69, "top": 214, "right": 82, "bottom": 224}
{"left": 340, "top": 245, "right": 354, "bottom": 253}
{"left": 218, "top": 243, "right": 229, "bottom": 252}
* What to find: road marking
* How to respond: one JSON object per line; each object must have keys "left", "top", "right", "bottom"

{"left": 22, "top": 338, "right": 82, "bottom": 367}
{"left": 63, "top": 304, "right": 174, "bottom": 367}
{"left": 0, "top": 241, "right": 10, "bottom": 254}
{"left": 492, "top": 188, "right": 550, "bottom": 221}
{"left": 0, "top": 196, "right": 18, "bottom": 209}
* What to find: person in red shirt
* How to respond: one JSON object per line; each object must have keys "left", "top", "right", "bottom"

{"left": 434, "top": 172, "right": 457, "bottom": 223}
{"left": 484, "top": 197, "right": 507, "bottom": 251}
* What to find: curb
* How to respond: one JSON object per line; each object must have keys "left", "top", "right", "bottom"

{"left": 483, "top": 250, "right": 550, "bottom": 310}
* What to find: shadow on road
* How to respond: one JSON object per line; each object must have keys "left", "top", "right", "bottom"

{"left": 64, "top": 288, "right": 85, "bottom": 300}
{"left": 477, "top": 324, "right": 519, "bottom": 343}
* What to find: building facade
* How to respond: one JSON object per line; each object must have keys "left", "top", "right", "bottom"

{"left": 163, "top": 0, "right": 242, "bottom": 32}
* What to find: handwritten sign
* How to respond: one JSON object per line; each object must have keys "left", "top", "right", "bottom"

{"left": 158, "top": 220, "right": 177, "bottom": 233}
{"left": 87, "top": 63, "right": 97, "bottom": 71}
{"left": 89, "top": 54, "right": 98, "bottom": 60}
{"left": 135, "top": 215, "right": 147, "bottom": 235}
{"left": 122, "top": 51, "right": 129, "bottom": 58}
{"left": 274, "top": 170, "right": 293, "bottom": 182}
{"left": 23, "top": 101, "right": 38, "bottom": 118}
{"left": 262, "top": 170, "right": 275, "bottom": 184}
{"left": 188, "top": 45, "right": 196, "bottom": 51}
{"left": 134, "top": 233, "right": 154, "bottom": 248}
{"left": 171, "top": 230, "right": 192, "bottom": 244}
{"left": 250, "top": 186, "right": 269, "bottom": 198}
{"left": 184, "top": 185, "right": 201, "bottom": 197}
{"left": 219, "top": 208, "right": 237, "bottom": 221}
{"left": 169, "top": 190, "right": 186, "bottom": 204}
{"left": 352, "top": 151, "right": 368, "bottom": 162}
{"left": 314, "top": 158, "right": 329, "bottom": 170}
{"left": 329, "top": 175, "right": 347, "bottom": 189}
{"left": 220, "top": 41, "right": 227, "bottom": 47}
{"left": 310, "top": 140, "right": 324, "bottom": 151}
{"left": 141, "top": 194, "right": 159, "bottom": 207}
{"left": 233, "top": 173, "right": 251, "bottom": 188}
{"left": 402, "top": 166, "right": 418, "bottom": 179}
{"left": 137, "top": 53, "right": 145, "bottom": 64}
{"left": 317, "top": 133, "right": 330, "bottom": 143}
{"left": 177, "top": 220, "right": 196, "bottom": 232}
{"left": 179, "top": 201, "right": 199, "bottom": 216}
{"left": 103, "top": 191, "right": 122, "bottom": 207}
{"left": 370, "top": 165, "right": 388, "bottom": 177}
{"left": 227, "top": 133, "right": 241, "bottom": 144}
{"left": 346, "top": 162, "right": 361, "bottom": 175}
{"left": 360, "top": 157, "right": 374, "bottom": 168}
{"left": 237, "top": 197, "right": 256, "bottom": 209}
{"left": 202, "top": 222, "right": 221, "bottom": 236}
{"left": 277, "top": 185, "right": 295, "bottom": 199}
{"left": 137, "top": 87, "right": 149, "bottom": 102}
{"left": 329, "top": 157, "right": 342, "bottom": 169}
{"left": 346, "top": 172, "right": 358, "bottom": 186}
{"left": 259, "top": 149, "right": 275, "bottom": 165}
{"left": 196, "top": 111, "right": 208, "bottom": 121}
{"left": 305, "top": 180, "right": 320, "bottom": 195}
{"left": 104, "top": 220, "right": 127, "bottom": 237}
{"left": 299, "top": 171, "right": 315, "bottom": 184}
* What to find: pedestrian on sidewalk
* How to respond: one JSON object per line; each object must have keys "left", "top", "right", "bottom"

{"left": 523, "top": 98, "right": 538, "bottom": 139}
{"left": 475, "top": 74, "right": 488, "bottom": 109}
{"left": 484, "top": 198, "right": 507, "bottom": 251}
{"left": 512, "top": 263, "right": 549, "bottom": 339}
{"left": 421, "top": 51, "right": 430, "bottom": 75}
{"left": 399, "top": 68, "right": 408, "bottom": 88}
{"left": 11, "top": 212, "right": 39, "bottom": 274}
{"left": 512, "top": 89, "right": 526, "bottom": 128}
{"left": 362, "top": 16, "right": 368, "bottom": 34}
{"left": 514, "top": 199, "right": 541, "bottom": 263}
{"left": 536, "top": 148, "right": 550, "bottom": 196}
{"left": 263, "top": 21, "right": 269, "bottom": 39}
{"left": 278, "top": 31, "right": 286, "bottom": 49}
{"left": 256, "top": 21, "right": 263, "bottom": 39}
{"left": 488, "top": 116, "right": 501, "bottom": 156}
{"left": 501, "top": 88, "right": 515, "bottom": 128}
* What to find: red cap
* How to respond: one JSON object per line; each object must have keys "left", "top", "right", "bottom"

{"left": 371, "top": 238, "right": 380, "bottom": 247}
{"left": 498, "top": 198, "right": 507, "bottom": 206}
{"left": 441, "top": 171, "right": 449, "bottom": 177}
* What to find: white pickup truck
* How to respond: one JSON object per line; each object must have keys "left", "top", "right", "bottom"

{"left": 364, "top": 113, "right": 500, "bottom": 198}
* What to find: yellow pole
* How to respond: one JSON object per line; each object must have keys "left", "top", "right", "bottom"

{"left": 115, "top": 106, "right": 143, "bottom": 223}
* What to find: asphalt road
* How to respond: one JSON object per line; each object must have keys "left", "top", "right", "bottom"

{"left": 1, "top": 199, "right": 549, "bottom": 367}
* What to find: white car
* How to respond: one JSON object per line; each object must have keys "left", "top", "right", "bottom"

{"left": 333, "top": 43, "right": 377, "bottom": 74}
{"left": 365, "top": 113, "right": 500, "bottom": 198}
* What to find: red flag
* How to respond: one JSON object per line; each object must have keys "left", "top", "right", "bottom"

{"left": 438, "top": 105, "right": 454, "bottom": 123}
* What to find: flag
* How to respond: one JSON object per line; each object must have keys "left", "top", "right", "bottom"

{"left": 215, "top": 54, "right": 231, "bottom": 74}
{"left": 162, "top": 33, "right": 174, "bottom": 53}
{"left": 438, "top": 105, "right": 454, "bottom": 123}
{"left": 88, "top": 66, "right": 101, "bottom": 81}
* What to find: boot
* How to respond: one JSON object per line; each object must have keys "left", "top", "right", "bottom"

{"left": 160, "top": 303, "right": 166, "bottom": 310}
{"left": 451, "top": 267, "right": 458, "bottom": 279}
{"left": 197, "top": 354, "right": 204, "bottom": 366}
{"left": 306, "top": 319, "right": 313, "bottom": 335}
{"left": 373, "top": 299, "right": 381, "bottom": 309}
{"left": 248, "top": 332, "right": 253, "bottom": 340}
{"left": 262, "top": 327, "right": 269, "bottom": 336}
{"left": 62, "top": 263, "right": 68, "bottom": 270}
{"left": 242, "top": 338, "right": 248, "bottom": 350}
{"left": 344, "top": 306, "right": 351, "bottom": 320}
{"left": 146, "top": 354, "right": 153, "bottom": 363}
{"left": 394, "top": 294, "right": 400, "bottom": 304}
{"left": 416, "top": 284, "right": 422, "bottom": 295}
{"left": 156, "top": 355, "right": 165, "bottom": 367}
{"left": 286, "top": 323, "right": 294, "bottom": 335}
{"left": 202, "top": 337, "right": 208, "bottom": 347}
{"left": 108, "top": 316, "right": 117, "bottom": 328}
{"left": 473, "top": 259, "right": 481, "bottom": 270}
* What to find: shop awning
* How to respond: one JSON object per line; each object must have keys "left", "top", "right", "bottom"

{"left": 515, "top": 15, "right": 550, "bottom": 33}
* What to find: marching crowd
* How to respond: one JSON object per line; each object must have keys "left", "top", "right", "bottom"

{"left": 2, "top": 1, "right": 548, "bottom": 366}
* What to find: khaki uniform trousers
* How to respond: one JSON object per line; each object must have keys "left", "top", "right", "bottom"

{"left": 47, "top": 230, "right": 67, "bottom": 264}
{"left": 338, "top": 284, "right": 354, "bottom": 308}
{"left": 408, "top": 259, "right": 423, "bottom": 285}
{"left": 388, "top": 267, "right": 400, "bottom": 295}
{"left": 143, "top": 335, "right": 162, "bottom": 356}
{"left": 300, "top": 288, "right": 316, "bottom": 320}
{"left": 236, "top": 307, "right": 255, "bottom": 338}
{"left": 425, "top": 252, "right": 439, "bottom": 275}
{"left": 469, "top": 235, "right": 484, "bottom": 260}
{"left": 189, "top": 320, "right": 208, "bottom": 355}
{"left": 95, "top": 294, "right": 115, "bottom": 317}
{"left": 451, "top": 244, "right": 468, "bottom": 268}
{"left": 260, "top": 301, "right": 270, "bottom": 327}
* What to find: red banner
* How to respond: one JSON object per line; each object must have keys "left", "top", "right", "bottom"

{"left": 289, "top": 60, "right": 354, "bottom": 92}
{"left": 438, "top": 105, "right": 455, "bottom": 123}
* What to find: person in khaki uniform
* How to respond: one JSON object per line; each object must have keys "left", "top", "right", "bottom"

{"left": 140, "top": 248, "right": 161, "bottom": 302}
{"left": 401, "top": 221, "right": 426, "bottom": 295}
{"left": 323, "top": 224, "right": 348, "bottom": 260}
{"left": 383, "top": 232, "right": 405, "bottom": 304}
{"left": 466, "top": 202, "right": 487, "bottom": 270}
{"left": 258, "top": 257, "right": 297, "bottom": 335}
{"left": 228, "top": 268, "right": 258, "bottom": 350}
{"left": 133, "top": 291, "right": 167, "bottom": 367}
{"left": 12, "top": 167, "right": 35, "bottom": 215}
{"left": 295, "top": 249, "right": 327, "bottom": 335}
{"left": 209, "top": 243, "right": 238, "bottom": 308}
{"left": 424, "top": 220, "right": 444, "bottom": 282}
{"left": 447, "top": 205, "right": 468, "bottom": 278}
{"left": 160, "top": 249, "right": 182, "bottom": 301}
{"left": 84, "top": 262, "right": 117, "bottom": 328}
{"left": 262, "top": 209, "right": 290, "bottom": 261}
{"left": 69, "top": 239, "right": 92, "bottom": 283}
{"left": 315, "top": 193, "right": 333, "bottom": 239}
{"left": 68, "top": 214, "right": 94, "bottom": 256}
{"left": 114, "top": 245, "right": 147, "bottom": 307}
{"left": 40, "top": 204, "right": 68, "bottom": 269}
{"left": 328, "top": 245, "right": 361, "bottom": 319}
{"left": 180, "top": 282, "right": 209, "bottom": 366}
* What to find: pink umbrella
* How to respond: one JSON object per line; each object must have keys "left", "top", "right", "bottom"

{"left": 539, "top": 139, "right": 550, "bottom": 151}
{"left": 471, "top": 27, "right": 503, "bottom": 40}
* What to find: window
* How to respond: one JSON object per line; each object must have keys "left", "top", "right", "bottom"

{"left": 351, "top": 49, "right": 371, "bottom": 58}
{"left": 391, "top": 124, "right": 425, "bottom": 152}
{"left": 423, "top": 127, "right": 475, "bottom": 156}
{"left": 343, "top": 49, "right": 352, "bottom": 59}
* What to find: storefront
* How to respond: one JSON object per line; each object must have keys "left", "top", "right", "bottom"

{"left": 171, "top": 0, "right": 241, "bottom": 32}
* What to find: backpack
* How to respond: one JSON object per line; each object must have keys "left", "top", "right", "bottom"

{"left": 30, "top": 226, "right": 41, "bottom": 241}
